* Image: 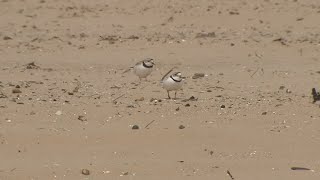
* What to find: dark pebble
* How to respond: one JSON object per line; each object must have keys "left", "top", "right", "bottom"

{"left": 132, "top": 125, "right": 139, "bottom": 130}
{"left": 68, "top": 92, "right": 74, "bottom": 95}
{"left": 78, "top": 115, "right": 87, "bottom": 122}
{"left": 15, "top": 85, "right": 21, "bottom": 88}
{"left": 12, "top": 88, "right": 22, "bottom": 94}
{"left": 81, "top": 169, "right": 90, "bottom": 175}
{"left": 185, "top": 103, "right": 190, "bottom": 107}
{"left": 220, "top": 105, "right": 225, "bottom": 108}
{"left": 179, "top": 125, "right": 185, "bottom": 129}
{"left": 262, "top": 112, "right": 267, "bottom": 115}
{"left": 192, "top": 73, "right": 205, "bottom": 79}
{"left": 3, "top": 36, "right": 12, "bottom": 40}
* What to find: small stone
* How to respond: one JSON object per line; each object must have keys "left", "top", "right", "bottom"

{"left": 262, "top": 112, "right": 267, "bottom": 115}
{"left": 135, "top": 97, "right": 144, "bottom": 101}
{"left": 81, "top": 169, "right": 90, "bottom": 175}
{"left": 179, "top": 125, "right": 185, "bottom": 129}
{"left": 55, "top": 110, "right": 62, "bottom": 116}
{"left": 192, "top": 73, "right": 205, "bottom": 79}
{"left": 176, "top": 107, "right": 180, "bottom": 111}
{"left": 3, "top": 36, "right": 12, "bottom": 40}
{"left": 279, "top": 86, "right": 285, "bottom": 90}
{"left": 132, "top": 125, "right": 139, "bottom": 130}
{"left": 78, "top": 115, "right": 87, "bottom": 122}
{"left": 185, "top": 103, "right": 190, "bottom": 107}
{"left": 15, "top": 85, "right": 21, "bottom": 88}
{"left": 286, "top": 89, "right": 292, "bottom": 93}
{"left": 220, "top": 105, "right": 226, "bottom": 108}
{"left": 12, "top": 88, "right": 22, "bottom": 94}
{"left": 68, "top": 92, "right": 74, "bottom": 95}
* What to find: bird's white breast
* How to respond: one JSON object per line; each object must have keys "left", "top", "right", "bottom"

{"left": 162, "top": 77, "right": 183, "bottom": 91}
{"left": 133, "top": 63, "right": 153, "bottom": 78}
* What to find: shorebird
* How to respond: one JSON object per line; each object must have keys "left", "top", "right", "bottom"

{"left": 132, "top": 58, "right": 155, "bottom": 81}
{"left": 161, "top": 71, "right": 185, "bottom": 99}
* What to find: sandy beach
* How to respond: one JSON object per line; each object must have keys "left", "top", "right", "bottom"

{"left": 1, "top": 0, "right": 320, "bottom": 179}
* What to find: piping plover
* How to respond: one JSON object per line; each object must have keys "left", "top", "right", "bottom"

{"left": 161, "top": 71, "right": 185, "bottom": 99}
{"left": 132, "top": 58, "right": 155, "bottom": 80}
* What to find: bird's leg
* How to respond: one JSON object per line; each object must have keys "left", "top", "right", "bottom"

{"left": 137, "top": 77, "right": 142, "bottom": 85}
{"left": 167, "top": 90, "right": 171, "bottom": 99}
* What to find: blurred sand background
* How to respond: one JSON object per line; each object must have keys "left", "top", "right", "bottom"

{"left": 1, "top": 0, "right": 320, "bottom": 179}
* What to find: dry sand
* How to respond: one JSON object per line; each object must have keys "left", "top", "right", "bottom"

{"left": 1, "top": 0, "right": 320, "bottom": 179}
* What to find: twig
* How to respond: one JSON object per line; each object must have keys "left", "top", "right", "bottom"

{"left": 112, "top": 94, "right": 125, "bottom": 103}
{"left": 255, "top": 51, "right": 262, "bottom": 59}
{"left": 227, "top": 170, "right": 234, "bottom": 179}
{"left": 145, "top": 120, "right": 156, "bottom": 129}
{"left": 291, "top": 167, "right": 311, "bottom": 171}
{"left": 250, "top": 68, "right": 260, "bottom": 78}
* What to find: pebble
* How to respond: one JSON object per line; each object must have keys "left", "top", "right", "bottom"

{"left": 220, "top": 105, "right": 226, "bottom": 108}
{"left": 81, "top": 169, "right": 90, "bottom": 175}
{"left": 262, "top": 112, "right": 267, "bottom": 115}
{"left": 132, "top": 125, "right": 139, "bottom": 130}
{"left": 55, "top": 110, "right": 62, "bottom": 116}
{"left": 78, "top": 115, "right": 87, "bottom": 122}
{"left": 192, "top": 73, "right": 205, "bottom": 79}
{"left": 179, "top": 125, "right": 185, "bottom": 129}
{"left": 135, "top": 97, "right": 144, "bottom": 101}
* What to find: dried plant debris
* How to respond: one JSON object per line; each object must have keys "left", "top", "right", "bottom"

{"left": 0, "top": 92, "right": 7, "bottom": 98}
{"left": 195, "top": 32, "right": 216, "bottom": 39}
{"left": 227, "top": 170, "right": 234, "bottom": 179}
{"left": 182, "top": 96, "right": 198, "bottom": 102}
{"left": 291, "top": 167, "right": 311, "bottom": 171}
{"left": 25, "top": 62, "right": 40, "bottom": 69}
{"left": 311, "top": 88, "right": 320, "bottom": 103}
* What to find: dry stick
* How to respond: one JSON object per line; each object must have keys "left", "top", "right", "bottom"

{"left": 250, "top": 67, "right": 260, "bottom": 78}
{"left": 145, "top": 120, "right": 156, "bottom": 129}
{"left": 255, "top": 51, "right": 262, "bottom": 59}
{"left": 227, "top": 170, "right": 234, "bottom": 180}
{"left": 112, "top": 94, "right": 125, "bottom": 103}
{"left": 291, "top": 167, "right": 311, "bottom": 171}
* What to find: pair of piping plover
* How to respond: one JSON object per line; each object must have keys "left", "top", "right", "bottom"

{"left": 124, "top": 58, "right": 185, "bottom": 99}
